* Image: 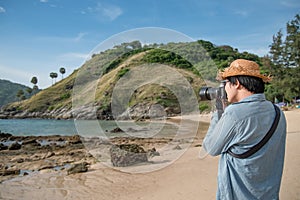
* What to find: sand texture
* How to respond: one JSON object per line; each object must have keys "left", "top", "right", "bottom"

{"left": 0, "top": 109, "right": 299, "bottom": 200}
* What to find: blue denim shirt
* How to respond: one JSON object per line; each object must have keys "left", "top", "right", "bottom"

{"left": 203, "top": 94, "right": 287, "bottom": 200}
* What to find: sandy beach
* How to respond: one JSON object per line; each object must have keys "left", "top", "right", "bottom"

{"left": 0, "top": 109, "right": 299, "bottom": 200}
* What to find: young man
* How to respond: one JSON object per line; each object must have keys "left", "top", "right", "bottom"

{"left": 203, "top": 59, "right": 287, "bottom": 200}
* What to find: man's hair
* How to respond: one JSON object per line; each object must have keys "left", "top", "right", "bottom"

{"left": 227, "top": 75, "right": 265, "bottom": 93}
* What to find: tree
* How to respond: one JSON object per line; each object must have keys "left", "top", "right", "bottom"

{"left": 269, "top": 30, "right": 283, "bottom": 64}
{"left": 285, "top": 14, "right": 300, "bottom": 68}
{"left": 285, "top": 14, "right": 300, "bottom": 102}
{"left": 30, "top": 76, "right": 39, "bottom": 95}
{"left": 31, "top": 76, "right": 38, "bottom": 86}
{"left": 26, "top": 87, "right": 32, "bottom": 95}
{"left": 33, "top": 85, "right": 39, "bottom": 93}
{"left": 59, "top": 67, "right": 66, "bottom": 79}
{"left": 16, "top": 89, "right": 25, "bottom": 101}
{"left": 50, "top": 72, "right": 58, "bottom": 85}
{"left": 268, "top": 14, "right": 300, "bottom": 102}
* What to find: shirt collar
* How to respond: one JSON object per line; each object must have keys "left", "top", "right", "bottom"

{"left": 233, "top": 93, "right": 266, "bottom": 105}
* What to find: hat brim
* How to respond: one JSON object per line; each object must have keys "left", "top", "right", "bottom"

{"left": 218, "top": 71, "right": 272, "bottom": 83}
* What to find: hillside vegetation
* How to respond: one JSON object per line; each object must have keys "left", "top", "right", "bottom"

{"left": 0, "top": 40, "right": 278, "bottom": 119}
{"left": 0, "top": 79, "right": 38, "bottom": 107}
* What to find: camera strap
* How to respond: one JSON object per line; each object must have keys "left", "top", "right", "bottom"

{"left": 226, "top": 104, "right": 281, "bottom": 159}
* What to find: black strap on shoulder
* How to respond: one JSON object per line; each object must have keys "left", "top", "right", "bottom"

{"left": 227, "top": 104, "right": 281, "bottom": 159}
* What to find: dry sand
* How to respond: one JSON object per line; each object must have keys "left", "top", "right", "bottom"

{"left": 0, "top": 109, "right": 299, "bottom": 200}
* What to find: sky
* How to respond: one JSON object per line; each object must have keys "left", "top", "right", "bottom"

{"left": 0, "top": 0, "right": 299, "bottom": 89}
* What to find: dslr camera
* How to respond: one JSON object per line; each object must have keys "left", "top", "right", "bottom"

{"left": 199, "top": 81, "right": 227, "bottom": 101}
{"left": 199, "top": 81, "right": 227, "bottom": 119}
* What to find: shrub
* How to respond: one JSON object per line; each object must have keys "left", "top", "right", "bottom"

{"left": 199, "top": 102, "right": 210, "bottom": 112}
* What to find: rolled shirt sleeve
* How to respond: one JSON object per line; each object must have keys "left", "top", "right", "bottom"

{"left": 203, "top": 109, "right": 237, "bottom": 156}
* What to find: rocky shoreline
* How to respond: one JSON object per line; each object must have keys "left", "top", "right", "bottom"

{"left": 0, "top": 102, "right": 180, "bottom": 120}
{"left": 0, "top": 132, "right": 171, "bottom": 183}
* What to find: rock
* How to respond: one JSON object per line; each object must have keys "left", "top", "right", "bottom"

{"left": 0, "top": 143, "right": 8, "bottom": 151}
{"left": 45, "top": 152, "right": 55, "bottom": 158}
{"left": 41, "top": 152, "right": 55, "bottom": 159}
{"left": 67, "top": 162, "right": 89, "bottom": 175}
{"left": 110, "top": 144, "right": 148, "bottom": 167}
{"left": 8, "top": 142, "right": 21, "bottom": 150}
{"left": 67, "top": 135, "right": 82, "bottom": 144}
{"left": 111, "top": 127, "right": 124, "bottom": 133}
{"left": 38, "top": 165, "right": 55, "bottom": 171}
{"left": 0, "top": 132, "right": 13, "bottom": 139}
{"left": 117, "top": 103, "right": 171, "bottom": 120}
{"left": 22, "top": 138, "right": 39, "bottom": 145}
{"left": 147, "top": 147, "right": 160, "bottom": 157}
{"left": 173, "top": 145, "right": 182, "bottom": 150}
{"left": 0, "top": 169, "right": 20, "bottom": 176}
{"left": 148, "top": 104, "right": 166, "bottom": 118}
{"left": 11, "top": 157, "right": 24, "bottom": 163}
{"left": 39, "top": 169, "right": 53, "bottom": 174}
{"left": 29, "top": 154, "right": 43, "bottom": 161}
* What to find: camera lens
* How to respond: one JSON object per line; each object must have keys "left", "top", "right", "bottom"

{"left": 199, "top": 87, "right": 213, "bottom": 100}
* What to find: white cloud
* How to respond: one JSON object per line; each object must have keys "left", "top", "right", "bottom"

{"left": 85, "top": 3, "right": 123, "bottom": 21}
{"left": 0, "top": 6, "right": 6, "bottom": 13}
{"left": 100, "top": 4, "right": 123, "bottom": 21}
{"left": 39, "top": 0, "right": 58, "bottom": 8}
{"left": 74, "top": 32, "right": 88, "bottom": 42}
{"left": 59, "top": 52, "right": 89, "bottom": 60}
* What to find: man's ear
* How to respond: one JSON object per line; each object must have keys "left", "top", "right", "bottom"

{"left": 235, "top": 79, "right": 242, "bottom": 89}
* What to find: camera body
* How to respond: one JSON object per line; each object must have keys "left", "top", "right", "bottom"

{"left": 199, "top": 81, "right": 227, "bottom": 119}
{"left": 199, "top": 81, "right": 227, "bottom": 101}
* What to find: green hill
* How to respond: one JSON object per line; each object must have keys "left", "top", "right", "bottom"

{"left": 1, "top": 40, "right": 269, "bottom": 119}
{"left": 0, "top": 79, "right": 38, "bottom": 107}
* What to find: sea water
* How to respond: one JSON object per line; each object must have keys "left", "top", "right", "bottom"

{"left": 0, "top": 119, "right": 180, "bottom": 138}
{"left": 0, "top": 119, "right": 77, "bottom": 136}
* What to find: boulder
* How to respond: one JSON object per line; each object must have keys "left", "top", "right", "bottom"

{"left": 0, "top": 143, "right": 8, "bottom": 151}
{"left": 67, "top": 162, "right": 89, "bottom": 175}
{"left": 110, "top": 144, "right": 148, "bottom": 167}
{"left": 0, "top": 132, "right": 12, "bottom": 139}
{"left": 8, "top": 142, "right": 21, "bottom": 150}
{"left": 111, "top": 127, "right": 124, "bottom": 133}
{"left": 147, "top": 147, "right": 160, "bottom": 157}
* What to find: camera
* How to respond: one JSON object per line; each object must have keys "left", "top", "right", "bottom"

{"left": 199, "top": 81, "right": 227, "bottom": 101}
{"left": 199, "top": 81, "right": 227, "bottom": 119}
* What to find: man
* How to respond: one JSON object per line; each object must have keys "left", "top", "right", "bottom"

{"left": 203, "top": 59, "right": 287, "bottom": 200}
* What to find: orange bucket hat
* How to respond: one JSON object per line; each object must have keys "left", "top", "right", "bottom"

{"left": 217, "top": 59, "right": 271, "bottom": 82}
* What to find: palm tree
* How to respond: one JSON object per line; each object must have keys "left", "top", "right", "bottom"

{"left": 50, "top": 72, "right": 58, "bottom": 85}
{"left": 53, "top": 72, "right": 58, "bottom": 83}
{"left": 31, "top": 76, "right": 38, "bottom": 85}
{"left": 59, "top": 67, "right": 66, "bottom": 80}
{"left": 33, "top": 85, "right": 39, "bottom": 93}
{"left": 30, "top": 76, "right": 38, "bottom": 95}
